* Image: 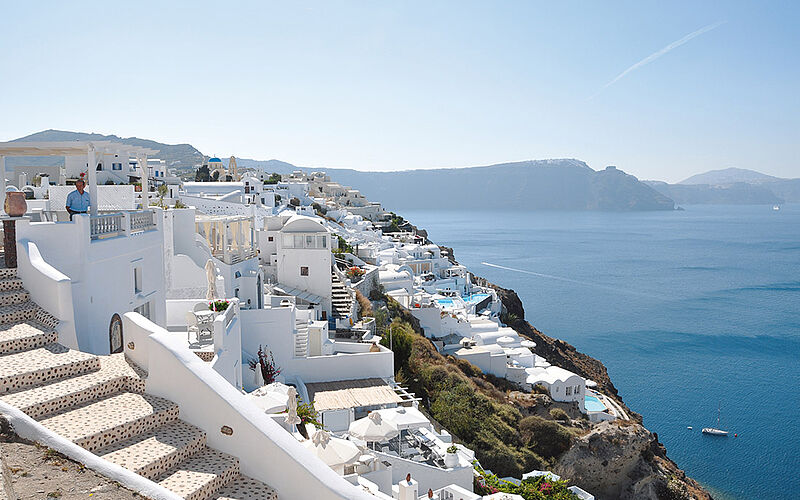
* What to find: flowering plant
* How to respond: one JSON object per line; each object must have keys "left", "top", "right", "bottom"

{"left": 209, "top": 299, "right": 230, "bottom": 312}
{"left": 248, "top": 345, "right": 281, "bottom": 384}
{"left": 346, "top": 266, "right": 365, "bottom": 279}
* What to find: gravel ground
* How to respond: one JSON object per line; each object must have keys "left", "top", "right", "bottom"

{"left": 0, "top": 435, "right": 146, "bottom": 500}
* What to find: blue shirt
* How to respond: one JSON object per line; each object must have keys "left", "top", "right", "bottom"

{"left": 66, "top": 189, "right": 91, "bottom": 212}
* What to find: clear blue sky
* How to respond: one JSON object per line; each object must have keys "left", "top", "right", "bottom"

{"left": 1, "top": 1, "right": 798, "bottom": 182}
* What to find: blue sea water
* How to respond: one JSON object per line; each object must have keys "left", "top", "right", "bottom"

{"left": 398, "top": 205, "right": 800, "bottom": 500}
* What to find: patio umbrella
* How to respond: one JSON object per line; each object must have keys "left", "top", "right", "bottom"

{"left": 205, "top": 260, "right": 218, "bottom": 301}
{"left": 246, "top": 382, "right": 289, "bottom": 413}
{"left": 377, "top": 406, "right": 430, "bottom": 430}
{"left": 349, "top": 411, "right": 399, "bottom": 443}
{"left": 284, "top": 386, "right": 301, "bottom": 426}
{"left": 303, "top": 430, "right": 361, "bottom": 467}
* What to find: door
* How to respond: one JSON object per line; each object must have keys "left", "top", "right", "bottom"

{"left": 109, "top": 314, "right": 124, "bottom": 354}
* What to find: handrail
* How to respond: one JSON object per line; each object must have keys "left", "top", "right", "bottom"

{"left": 89, "top": 210, "right": 157, "bottom": 240}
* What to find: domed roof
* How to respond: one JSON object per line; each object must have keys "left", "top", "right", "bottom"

{"left": 208, "top": 157, "right": 222, "bottom": 163}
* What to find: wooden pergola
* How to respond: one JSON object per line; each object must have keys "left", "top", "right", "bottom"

{"left": 0, "top": 141, "right": 158, "bottom": 215}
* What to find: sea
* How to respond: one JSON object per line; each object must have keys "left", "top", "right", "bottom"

{"left": 398, "top": 204, "right": 799, "bottom": 500}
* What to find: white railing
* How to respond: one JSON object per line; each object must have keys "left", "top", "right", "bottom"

{"left": 129, "top": 209, "right": 157, "bottom": 233}
{"left": 90, "top": 210, "right": 158, "bottom": 240}
{"left": 90, "top": 213, "right": 124, "bottom": 239}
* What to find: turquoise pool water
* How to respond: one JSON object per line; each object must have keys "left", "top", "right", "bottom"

{"left": 584, "top": 395, "right": 606, "bottom": 412}
{"left": 464, "top": 293, "right": 490, "bottom": 305}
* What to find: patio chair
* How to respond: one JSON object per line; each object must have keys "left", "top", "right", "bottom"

{"left": 186, "top": 311, "right": 200, "bottom": 343}
{"left": 194, "top": 302, "right": 209, "bottom": 312}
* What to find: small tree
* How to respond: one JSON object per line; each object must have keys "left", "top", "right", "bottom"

{"left": 289, "top": 197, "right": 300, "bottom": 207}
{"left": 248, "top": 345, "right": 282, "bottom": 385}
{"left": 195, "top": 165, "right": 210, "bottom": 182}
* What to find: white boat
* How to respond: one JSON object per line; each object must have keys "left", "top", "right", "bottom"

{"left": 702, "top": 403, "right": 728, "bottom": 436}
{"left": 773, "top": 205, "right": 781, "bottom": 211}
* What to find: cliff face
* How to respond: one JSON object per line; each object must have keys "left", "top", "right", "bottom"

{"left": 472, "top": 277, "right": 712, "bottom": 500}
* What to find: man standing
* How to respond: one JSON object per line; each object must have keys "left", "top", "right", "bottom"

{"left": 65, "top": 179, "right": 90, "bottom": 220}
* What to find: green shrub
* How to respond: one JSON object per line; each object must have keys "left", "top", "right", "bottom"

{"left": 519, "top": 416, "right": 573, "bottom": 458}
{"left": 549, "top": 408, "right": 570, "bottom": 422}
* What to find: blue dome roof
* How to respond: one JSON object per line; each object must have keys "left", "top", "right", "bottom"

{"left": 208, "top": 157, "right": 222, "bottom": 163}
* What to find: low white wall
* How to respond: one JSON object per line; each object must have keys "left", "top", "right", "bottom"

{"left": 15, "top": 239, "right": 78, "bottom": 350}
{"left": 122, "top": 313, "right": 375, "bottom": 500}
{"left": 165, "top": 299, "right": 206, "bottom": 329}
{"left": 373, "top": 451, "right": 473, "bottom": 494}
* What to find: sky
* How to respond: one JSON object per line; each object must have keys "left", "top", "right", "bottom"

{"left": 1, "top": 1, "right": 798, "bottom": 183}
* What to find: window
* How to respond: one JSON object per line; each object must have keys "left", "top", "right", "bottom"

{"left": 112, "top": 162, "right": 122, "bottom": 171}
{"left": 133, "top": 267, "right": 142, "bottom": 294}
{"left": 134, "top": 301, "right": 151, "bottom": 320}
{"left": 268, "top": 236, "right": 274, "bottom": 242}
{"left": 282, "top": 234, "right": 293, "bottom": 248}
{"left": 565, "top": 386, "right": 572, "bottom": 396}
{"left": 306, "top": 235, "right": 314, "bottom": 248}
{"left": 300, "top": 266, "right": 309, "bottom": 276}
{"left": 293, "top": 235, "right": 303, "bottom": 248}
{"left": 317, "top": 235, "right": 327, "bottom": 248}
{"left": 575, "top": 385, "right": 581, "bottom": 394}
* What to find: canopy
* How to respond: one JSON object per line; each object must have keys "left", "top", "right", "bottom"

{"left": 348, "top": 411, "right": 399, "bottom": 443}
{"left": 303, "top": 430, "right": 361, "bottom": 467}
{"left": 245, "top": 382, "right": 290, "bottom": 413}
{"left": 376, "top": 406, "right": 430, "bottom": 430}
{"left": 496, "top": 335, "right": 516, "bottom": 346}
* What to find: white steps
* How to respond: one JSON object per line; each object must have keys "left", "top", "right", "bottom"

{"left": 0, "top": 354, "right": 143, "bottom": 418}
{"left": 0, "top": 301, "right": 39, "bottom": 325}
{"left": 0, "top": 266, "right": 278, "bottom": 499}
{"left": 213, "top": 475, "right": 279, "bottom": 500}
{"left": 38, "top": 392, "right": 180, "bottom": 452}
{"left": 0, "top": 343, "right": 99, "bottom": 393}
{"left": 0, "top": 320, "right": 57, "bottom": 355}
{"left": 97, "top": 420, "right": 207, "bottom": 480}
{"left": 155, "top": 447, "right": 240, "bottom": 500}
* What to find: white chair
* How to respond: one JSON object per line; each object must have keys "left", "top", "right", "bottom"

{"left": 194, "top": 302, "right": 209, "bottom": 312}
{"left": 186, "top": 311, "right": 200, "bottom": 344}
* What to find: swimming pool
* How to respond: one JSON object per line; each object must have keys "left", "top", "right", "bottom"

{"left": 584, "top": 395, "right": 606, "bottom": 412}
{"left": 463, "top": 293, "right": 490, "bottom": 305}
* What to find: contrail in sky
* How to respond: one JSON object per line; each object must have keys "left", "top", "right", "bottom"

{"left": 588, "top": 20, "right": 726, "bottom": 101}
{"left": 480, "top": 262, "right": 663, "bottom": 299}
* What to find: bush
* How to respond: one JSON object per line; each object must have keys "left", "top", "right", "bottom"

{"left": 289, "top": 197, "right": 300, "bottom": 207}
{"left": 355, "top": 290, "right": 373, "bottom": 318}
{"left": 519, "top": 416, "right": 573, "bottom": 458}
{"left": 531, "top": 384, "right": 550, "bottom": 395}
{"left": 549, "top": 408, "right": 570, "bottom": 422}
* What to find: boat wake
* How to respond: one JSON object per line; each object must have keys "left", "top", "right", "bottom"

{"left": 480, "top": 262, "right": 662, "bottom": 299}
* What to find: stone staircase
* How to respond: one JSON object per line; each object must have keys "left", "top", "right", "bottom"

{"left": 330, "top": 271, "right": 353, "bottom": 319}
{"left": 0, "top": 266, "right": 278, "bottom": 500}
{"left": 293, "top": 318, "right": 309, "bottom": 358}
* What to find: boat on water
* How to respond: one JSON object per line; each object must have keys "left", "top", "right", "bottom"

{"left": 702, "top": 403, "right": 729, "bottom": 436}
{"left": 773, "top": 205, "right": 781, "bottom": 211}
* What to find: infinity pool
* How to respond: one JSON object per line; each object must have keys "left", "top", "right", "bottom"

{"left": 585, "top": 394, "right": 607, "bottom": 412}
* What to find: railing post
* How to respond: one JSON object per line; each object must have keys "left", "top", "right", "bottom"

{"left": 122, "top": 212, "right": 131, "bottom": 237}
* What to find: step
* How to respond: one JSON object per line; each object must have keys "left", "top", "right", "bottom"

{"left": 0, "top": 268, "right": 16, "bottom": 280}
{"left": 38, "top": 392, "right": 180, "bottom": 452}
{"left": 212, "top": 475, "right": 278, "bottom": 500}
{"left": 0, "top": 343, "right": 99, "bottom": 393}
{"left": 0, "top": 301, "right": 38, "bottom": 325}
{"left": 0, "top": 320, "right": 57, "bottom": 355}
{"left": 98, "top": 420, "right": 207, "bottom": 480}
{"left": 0, "top": 290, "right": 29, "bottom": 307}
{"left": 0, "top": 277, "right": 23, "bottom": 292}
{"left": 0, "top": 354, "right": 144, "bottom": 419}
{"left": 156, "top": 447, "right": 239, "bottom": 500}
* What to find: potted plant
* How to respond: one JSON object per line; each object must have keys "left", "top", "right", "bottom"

{"left": 444, "top": 444, "right": 459, "bottom": 468}
{"left": 208, "top": 299, "right": 230, "bottom": 312}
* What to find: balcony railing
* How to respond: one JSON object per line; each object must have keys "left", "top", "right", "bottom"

{"left": 90, "top": 210, "right": 158, "bottom": 240}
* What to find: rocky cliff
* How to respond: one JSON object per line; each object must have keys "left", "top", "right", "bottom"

{"left": 473, "top": 276, "right": 712, "bottom": 500}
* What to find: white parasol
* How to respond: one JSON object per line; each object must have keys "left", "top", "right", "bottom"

{"left": 205, "top": 260, "right": 218, "bottom": 301}
{"left": 284, "top": 386, "right": 301, "bottom": 426}
{"left": 303, "top": 430, "right": 361, "bottom": 467}
{"left": 348, "top": 411, "right": 399, "bottom": 443}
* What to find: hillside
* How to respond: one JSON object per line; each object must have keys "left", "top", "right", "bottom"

{"left": 8, "top": 129, "right": 203, "bottom": 174}
{"left": 646, "top": 167, "right": 800, "bottom": 204}
{"left": 240, "top": 158, "right": 675, "bottom": 212}
{"left": 679, "top": 167, "right": 779, "bottom": 185}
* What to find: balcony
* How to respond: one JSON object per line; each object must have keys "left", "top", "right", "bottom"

{"left": 89, "top": 210, "right": 158, "bottom": 240}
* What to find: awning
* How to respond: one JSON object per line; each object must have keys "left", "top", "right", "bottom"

{"left": 272, "top": 284, "right": 324, "bottom": 305}
{"left": 306, "top": 378, "right": 403, "bottom": 412}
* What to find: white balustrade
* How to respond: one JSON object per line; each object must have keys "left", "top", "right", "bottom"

{"left": 90, "top": 210, "right": 157, "bottom": 240}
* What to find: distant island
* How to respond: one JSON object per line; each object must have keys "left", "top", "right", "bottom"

{"left": 8, "top": 129, "right": 798, "bottom": 209}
